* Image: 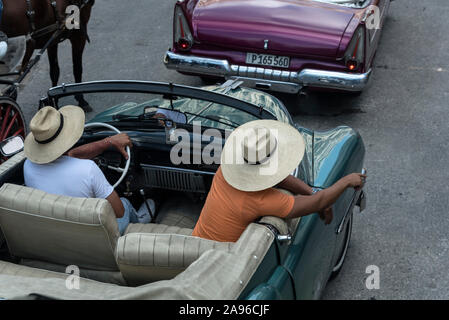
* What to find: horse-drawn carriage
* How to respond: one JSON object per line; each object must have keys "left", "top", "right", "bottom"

{"left": 0, "top": 30, "right": 64, "bottom": 164}
{"left": 0, "top": 0, "right": 95, "bottom": 163}
{"left": 0, "top": 35, "right": 28, "bottom": 164}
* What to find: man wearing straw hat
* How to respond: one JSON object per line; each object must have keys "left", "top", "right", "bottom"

{"left": 192, "top": 120, "right": 366, "bottom": 242}
{"left": 23, "top": 105, "right": 152, "bottom": 235}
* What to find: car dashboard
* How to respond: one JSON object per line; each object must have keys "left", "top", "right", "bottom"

{"left": 81, "top": 128, "right": 219, "bottom": 197}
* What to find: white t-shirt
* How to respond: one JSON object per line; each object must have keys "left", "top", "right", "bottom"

{"left": 24, "top": 156, "right": 114, "bottom": 199}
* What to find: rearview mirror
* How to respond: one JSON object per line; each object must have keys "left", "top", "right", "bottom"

{"left": 144, "top": 106, "right": 187, "bottom": 124}
{"left": 0, "top": 136, "right": 24, "bottom": 157}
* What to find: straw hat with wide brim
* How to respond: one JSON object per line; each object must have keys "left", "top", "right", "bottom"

{"left": 24, "top": 106, "right": 85, "bottom": 164}
{"left": 221, "top": 119, "right": 306, "bottom": 192}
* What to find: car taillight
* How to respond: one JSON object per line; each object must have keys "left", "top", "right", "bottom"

{"left": 344, "top": 27, "right": 364, "bottom": 72}
{"left": 346, "top": 59, "right": 358, "bottom": 71}
{"left": 174, "top": 5, "right": 193, "bottom": 51}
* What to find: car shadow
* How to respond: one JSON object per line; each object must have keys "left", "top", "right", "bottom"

{"left": 272, "top": 91, "right": 367, "bottom": 117}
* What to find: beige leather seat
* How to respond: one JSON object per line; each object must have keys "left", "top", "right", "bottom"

{"left": 0, "top": 152, "right": 26, "bottom": 248}
{"left": 125, "top": 223, "right": 193, "bottom": 235}
{"left": 117, "top": 224, "right": 234, "bottom": 286}
{"left": 0, "top": 222, "right": 276, "bottom": 300}
{"left": 0, "top": 151, "right": 26, "bottom": 178}
{"left": 0, "top": 183, "right": 234, "bottom": 287}
{"left": 0, "top": 183, "right": 123, "bottom": 283}
{"left": 0, "top": 166, "right": 292, "bottom": 289}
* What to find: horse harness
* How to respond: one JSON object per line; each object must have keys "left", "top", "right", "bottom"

{"left": 25, "top": 0, "right": 94, "bottom": 41}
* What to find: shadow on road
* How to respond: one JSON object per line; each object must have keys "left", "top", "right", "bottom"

{"left": 272, "top": 90, "right": 367, "bottom": 117}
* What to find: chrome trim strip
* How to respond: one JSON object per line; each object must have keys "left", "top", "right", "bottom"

{"left": 336, "top": 191, "right": 358, "bottom": 234}
{"left": 336, "top": 189, "right": 366, "bottom": 234}
{"left": 141, "top": 164, "right": 215, "bottom": 176}
{"left": 164, "top": 51, "right": 372, "bottom": 92}
{"left": 229, "top": 76, "right": 301, "bottom": 94}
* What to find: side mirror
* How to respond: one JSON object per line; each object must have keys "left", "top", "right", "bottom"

{"left": 0, "top": 136, "right": 24, "bottom": 157}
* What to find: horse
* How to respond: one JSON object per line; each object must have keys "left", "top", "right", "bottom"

{"left": 1, "top": 0, "right": 95, "bottom": 112}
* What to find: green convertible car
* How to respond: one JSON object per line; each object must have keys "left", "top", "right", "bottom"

{"left": 0, "top": 80, "right": 366, "bottom": 300}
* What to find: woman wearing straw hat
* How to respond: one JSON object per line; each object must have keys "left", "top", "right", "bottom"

{"left": 23, "top": 105, "right": 152, "bottom": 235}
{"left": 192, "top": 120, "right": 366, "bottom": 242}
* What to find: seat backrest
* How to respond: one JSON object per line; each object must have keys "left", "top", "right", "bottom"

{"left": 116, "top": 226, "right": 233, "bottom": 286}
{"left": 0, "top": 183, "right": 120, "bottom": 271}
{"left": 0, "top": 151, "right": 26, "bottom": 186}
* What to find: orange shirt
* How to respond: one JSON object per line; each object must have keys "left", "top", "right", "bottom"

{"left": 192, "top": 166, "right": 295, "bottom": 242}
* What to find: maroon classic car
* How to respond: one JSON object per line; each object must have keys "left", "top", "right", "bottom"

{"left": 164, "top": 0, "right": 391, "bottom": 94}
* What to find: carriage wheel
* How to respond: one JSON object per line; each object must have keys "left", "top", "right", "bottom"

{"left": 0, "top": 98, "right": 26, "bottom": 164}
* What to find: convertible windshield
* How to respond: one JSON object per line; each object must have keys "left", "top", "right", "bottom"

{"left": 55, "top": 91, "right": 260, "bottom": 130}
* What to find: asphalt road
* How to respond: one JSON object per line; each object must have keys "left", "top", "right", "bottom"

{"left": 14, "top": 0, "right": 449, "bottom": 299}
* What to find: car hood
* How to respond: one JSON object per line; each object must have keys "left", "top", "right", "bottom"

{"left": 193, "top": 0, "right": 354, "bottom": 58}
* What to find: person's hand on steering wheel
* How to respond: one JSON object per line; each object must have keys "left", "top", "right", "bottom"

{"left": 82, "top": 122, "right": 132, "bottom": 188}
{"left": 105, "top": 133, "right": 133, "bottom": 160}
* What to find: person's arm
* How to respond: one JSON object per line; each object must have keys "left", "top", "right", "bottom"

{"left": 277, "top": 175, "right": 313, "bottom": 195}
{"left": 285, "top": 173, "right": 366, "bottom": 221}
{"left": 276, "top": 175, "right": 334, "bottom": 223}
{"left": 106, "top": 190, "right": 125, "bottom": 218}
{"left": 88, "top": 157, "right": 126, "bottom": 218}
{"left": 68, "top": 133, "right": 132, "bottom": 160}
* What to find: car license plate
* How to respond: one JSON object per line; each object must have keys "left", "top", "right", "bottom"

{"left": 246, "top": 53, "right": 290, "bottom": 68}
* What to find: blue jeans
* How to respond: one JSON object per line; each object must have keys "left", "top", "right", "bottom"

{"left": 116, "top": 198, "right": 139, "bottom": 235}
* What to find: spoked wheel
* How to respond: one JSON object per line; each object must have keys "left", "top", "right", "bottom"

{"left": 330, "top": 210, "right": 353, "bottom": 280}
{"left": 0, "top": 97, "right": 26, "bottom": 163}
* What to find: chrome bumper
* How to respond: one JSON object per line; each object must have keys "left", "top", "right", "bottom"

{"left": 164, "top": 51, "right": 372, "bottom": 94}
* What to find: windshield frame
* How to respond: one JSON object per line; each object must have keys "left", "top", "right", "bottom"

{"left": 44, "top": 80, "right": 277, "bottom": 121}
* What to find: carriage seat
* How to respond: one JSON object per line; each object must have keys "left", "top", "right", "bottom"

{"left": 0, "top": 183, "right": 122, "bottom": 279}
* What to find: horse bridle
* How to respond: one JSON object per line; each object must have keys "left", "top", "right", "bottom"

{"left": 25, "top": 0, "right": 94, "bottom": 41}
{"left": 25, "top": 0, "right": 60, "bottom": 39}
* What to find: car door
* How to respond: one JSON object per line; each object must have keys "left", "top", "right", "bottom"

{"left": 281, "top": 126, "right": 365, "bottom": 299}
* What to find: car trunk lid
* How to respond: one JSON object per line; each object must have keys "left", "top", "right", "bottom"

{"left": 192, "top": 0, "right": 355, "bottom": 58}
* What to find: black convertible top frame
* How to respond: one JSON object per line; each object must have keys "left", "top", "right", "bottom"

{"left": 44, "top": 80, "right": 277, "bottom": 120}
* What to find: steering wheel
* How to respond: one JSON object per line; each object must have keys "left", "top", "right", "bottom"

{"left": 84, "top": 122, "right": 131, "bottom": 188}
